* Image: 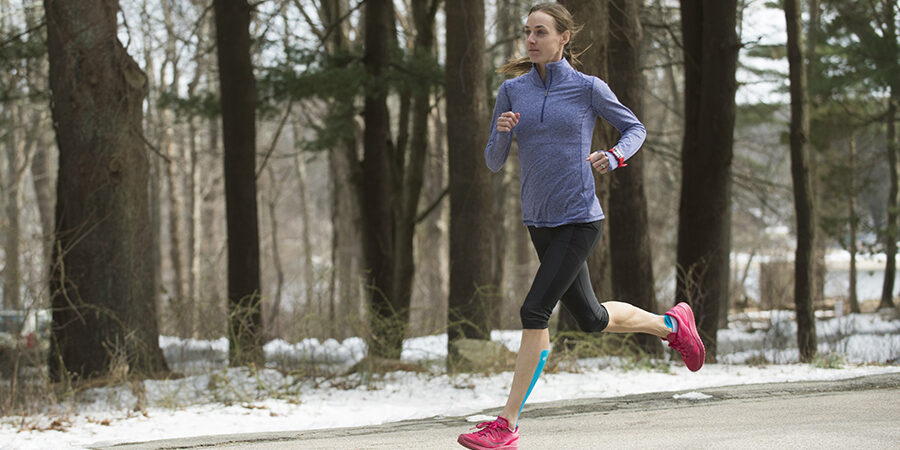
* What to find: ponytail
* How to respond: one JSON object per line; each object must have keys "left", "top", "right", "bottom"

{"left": 496, "top": 44, "right": 590, "bottom": 77}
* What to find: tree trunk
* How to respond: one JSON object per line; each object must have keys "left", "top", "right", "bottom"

{"left": 213, "top": 0, "right": 264, "bottom": 366}
{"left": 398, "top": 0, "right": 439, "bottom": 334}
{"left": 264, "top": 163, "right": 285, "bottom": 338}
{"left": 360, "top": 0, "right": 404, "bottom": 358}
{"left": 416, "top": 105, "right": 449, "bottom": 333}
{"left": 30, "top": 125, "right": 54, "bottom": 287}
{"left": 878, "top": 0, "right": 899, "bottom": 311}
{"left": 45, "top": 0, "right": 169, "bottom": 380}
{"left": 785, "top": 0, "right": 817, "bottom": 362}
{"left": 140, "top": 0, "right": 164, "bottom": 332}
{"left": 164, "top": 127, "right": 188, "bottom": 333}
{"left": 188, "top": 114, "right": 202, "bottom": 335}
{"left": 316, "top": 0, "right": 364, "bottom": 340}
{"left": 293, "top": 131, "right": 316, "bottom": 332}
{"left": 446, "top": 0, "right": 493, "bottom": 362}
{"left": 848, "top": 133, "right": 860, "bottom": 313}
{"left": 675, "top": 0, "right": 739, "bottom": 361}
{"left": 3, "top": 103, "right": 23, "bottom": 310}
{"left": 606, "top": 0, "right": 660, "bottom": 355}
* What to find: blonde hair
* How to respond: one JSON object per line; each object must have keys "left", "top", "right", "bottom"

{"left": 497, "top": 3, "right": 586, "bottom": 77}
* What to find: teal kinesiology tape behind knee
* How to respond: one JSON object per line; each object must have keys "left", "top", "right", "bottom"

{"left": 517, "top": 349, "right": 549, "bottom": 423}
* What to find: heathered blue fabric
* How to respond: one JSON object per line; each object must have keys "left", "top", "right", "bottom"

{"left": 485, "top": 58, "right": 646, "bottom": 227}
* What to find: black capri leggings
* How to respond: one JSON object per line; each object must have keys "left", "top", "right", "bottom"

{"left": 520, "top": 221, "right": 609, "bottom": 332}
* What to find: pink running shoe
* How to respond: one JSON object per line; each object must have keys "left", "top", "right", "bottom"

{"left": 664, "top": 302, "right": 706, "bottom": 371}
{"left": 457, "top": 416, "right": 519, "bottom": 449}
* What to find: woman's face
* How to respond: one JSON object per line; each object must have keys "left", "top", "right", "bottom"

{"left": 524, "top": 11, "right": 569, "bottom": 66}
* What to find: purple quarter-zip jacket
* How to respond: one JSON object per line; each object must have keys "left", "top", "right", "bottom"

{"left": 485, "top": 58, "right": 646, "bottom": 227}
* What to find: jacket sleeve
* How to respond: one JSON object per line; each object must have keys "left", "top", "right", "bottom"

{"left": 484, "top": 81, "right": 514, "bottom": 173}
{"left": 591, "top": 77, "right": 647, "bottom": 171}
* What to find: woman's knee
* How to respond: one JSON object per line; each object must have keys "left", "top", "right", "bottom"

{"left": 520, "top": 303, "right": 551, "bottom": 329}
{"left": 575, "top": 304, "right": 609, "bottom": 333}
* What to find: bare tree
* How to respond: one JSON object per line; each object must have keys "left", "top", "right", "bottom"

{"left": 675, "top": 0, "right": 739, "bottom": 361}
{"left": 446, "top": 0, "right": 493, "bottom": 358}
{"left": 45, "top": 0, "right": 169, "bottom": 379}
{"left": 213, "top": 0, "right": 264, "bottom": 366}
{"left": 785, "top": 0, "right": 817, "bottom": 362}
{"left": 606, "top": 0, "right": 660, "bottom": 355}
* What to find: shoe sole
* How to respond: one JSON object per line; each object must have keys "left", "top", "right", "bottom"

{"left": 458, "top": 435, "right": 519, "bottom": 449}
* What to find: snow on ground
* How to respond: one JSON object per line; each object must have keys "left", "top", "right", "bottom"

{"left": 2, "top": 311, "right": 899, "bottom": 449}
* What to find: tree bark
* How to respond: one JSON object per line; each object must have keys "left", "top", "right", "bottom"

{"left": 213, "top": 0, "right": 264, "bottom": 366}
{"left": 360, "top": 0, "right": 404, "bottom": 358}
{"left": 265, "top": 163, "right": 286, "bottom": 338}
{"left": 446, "top": 0, "right": 493, "bottom": 359}
{"left": 606, "top": 0, "right": 660, "bottom": 355}
{"left": 881, "top": 0, "right": 899, "bottom": 310}
{"left": 45, "top": 0, "right": 169, "bottom": 379}
{"left": 291, "top": 123, "right": 316, "bottom": 331}
{"left": 785, "top": 0, "right": 818, "bottom": 362}
{"left": 398, "top": 0, "right": 440, "bottom": 335}
{"left": 3, "top": 103, "right": 23, "bottom": 310}
{"left": 848, "top": 133, "right": 860, "bottom": 313}
{"left": 318, "top": 0, "right": 364, "bottom": 340}
{"left": 675, "top": 0, "right": 739, "bottom": 361}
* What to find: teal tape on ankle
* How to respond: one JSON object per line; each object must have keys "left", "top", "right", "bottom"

{"left": 517, "top": 349, "right": 549, "bottom": 423}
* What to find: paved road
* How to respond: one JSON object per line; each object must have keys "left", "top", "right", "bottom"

{"left": 102, "top": 373, "right": 900, "bottom": 449}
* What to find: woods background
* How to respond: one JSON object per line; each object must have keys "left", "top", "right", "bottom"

{"left": 0, "top": 0, "right": 897, "bottom": 381}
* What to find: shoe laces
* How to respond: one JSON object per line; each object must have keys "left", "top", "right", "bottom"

{"left": 472, "top": 419, "right": 510, "bottom": 439}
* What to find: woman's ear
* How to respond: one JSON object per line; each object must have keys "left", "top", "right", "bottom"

{"left": 561, "top": 30, "right": 571, "bottom": 47}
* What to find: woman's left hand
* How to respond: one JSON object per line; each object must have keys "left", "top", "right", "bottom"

{"left": 586, "top": 151, "right": 610, "bottom": 174}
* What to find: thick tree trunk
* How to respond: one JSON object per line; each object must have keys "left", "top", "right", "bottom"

{"left": 446, "top": 0, "right": 493, "bottom": 358}
{"left": 675, "top": 0, "right": 739, "bottom": 361}
{"left": 785, "top": 0, "right": 817, "bottom": 362}
{"left": 880, "top": 0, "right": 899, "bottom": 310}
{"left": 360, "top": 0, "right": 404, "bottom": 358}
{"left": 45, "top": 0, "right": 169, "bottom": 379}
{"left": 606, "top": 0, "right": 660, "bottom": 355}
{"left": 213, "top": 0, "right": 264, "bottom": 366}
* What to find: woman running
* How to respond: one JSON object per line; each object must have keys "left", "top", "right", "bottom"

{"left": 457, "top": 4, "right": 705, "bottom": 450}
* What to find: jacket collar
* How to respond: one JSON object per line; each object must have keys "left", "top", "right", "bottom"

{"left": 529, "top": 58, "right": 576, "bottom": 88}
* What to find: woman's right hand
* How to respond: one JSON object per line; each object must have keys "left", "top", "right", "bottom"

{"left": 496, "top": 111, "right": 520, "bottom": 132}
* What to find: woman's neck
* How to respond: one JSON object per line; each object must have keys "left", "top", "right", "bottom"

{"left": 536, "top": 54, "right": 564, "bottom": 83}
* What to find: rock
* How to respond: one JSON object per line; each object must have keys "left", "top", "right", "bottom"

{"left": 450, "top": 339, "right": 517, "bottom": 373}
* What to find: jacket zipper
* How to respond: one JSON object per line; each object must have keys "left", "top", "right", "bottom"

{"left": 540, "top": 66, "right": 552, "bottom": 123}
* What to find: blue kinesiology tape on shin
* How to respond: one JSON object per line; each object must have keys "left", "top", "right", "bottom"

{"left": 517, "top": 349, "right": 549, "bottom": 422}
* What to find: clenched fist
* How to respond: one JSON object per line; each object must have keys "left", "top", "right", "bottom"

{"left": 586, "top": 151, "right": 611, "bottom": 174}
{"left": 497, "top": 111, "right": 520, "bottom": 132}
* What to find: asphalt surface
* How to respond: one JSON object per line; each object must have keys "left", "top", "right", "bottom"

{"left": 100, "top": 372, "right": 900, "bottom": 449}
